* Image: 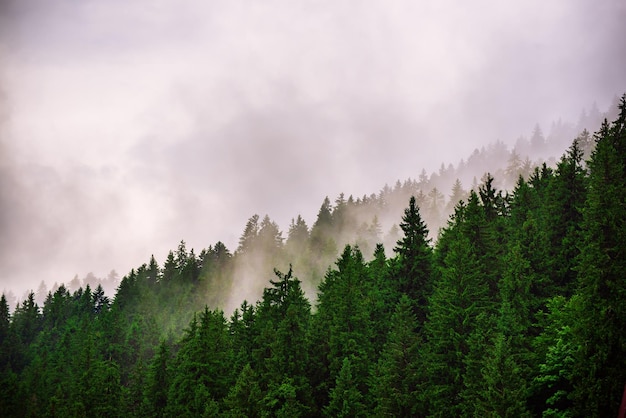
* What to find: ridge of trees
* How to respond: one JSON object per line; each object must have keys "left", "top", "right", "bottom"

{"left": 1, "top": 94, "right": 625, "bottom": 416}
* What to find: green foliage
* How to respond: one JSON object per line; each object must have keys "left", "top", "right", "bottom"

{"left": 392, "top": 196, "right": 433, "bottom": 327}
{"left": 223, "top": 363, "right": 263, "bottom": 418}
{"left": 477, "top": 333, "right": 531, "bottom": 417}
{"left": 251, "top": 266, "right": 313, "bottom": 412}
{"left": 3, "top": 97, "right": 626, "bottom": 417}
{"left": 570, "top": 95, "right": 626, "bottom": 416}
{"left": 370, "top": 295, "right": 423, "bottom": 416}
{"left": 325, "top": 357, "right": 366, "bottom": 418}
{"left": 309, "top": 245, "right": 376, "bottom": 414}
{"left": 146, "top": 341, "right": 170, "bottom": 417}
{"left": 167, "top": 308, "right": 233, "bottom": 416}
{"left": 424, "top": 191, "right": 500, "bottom": 415}
{"left": 533, "top": 296, "right": 576, "bottom": 417}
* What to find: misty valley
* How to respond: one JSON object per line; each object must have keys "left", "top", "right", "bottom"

{"left": 1, "top": 96, "right": 626, "bottom": 417}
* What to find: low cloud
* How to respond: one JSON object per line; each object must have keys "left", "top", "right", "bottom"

{"left": 1, "top": 0, "right": 625, "bottom": 298}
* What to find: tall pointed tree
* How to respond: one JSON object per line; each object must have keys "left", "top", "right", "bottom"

{"left": 392, "top": 196, "right": 433, "bottom": 327}
{"left": 252, "top": 266, "right": 312, "bottom": 413}
{"left": 324, "top": 357, "right": 366, "bottom": 418}
{"left": 424, "top": 193, "right": 498, "bottom": 415}
{"left": 370, "top": 295, "right": 423, "bottom": 416}
{"left": 543, "top": 138, "right": 587, "bottom": 297}
{"left": 146, "top": 341, "right": 170, "bottom": 418}
{"left": 571, "top": 95, "right": 626, "bottom": 416}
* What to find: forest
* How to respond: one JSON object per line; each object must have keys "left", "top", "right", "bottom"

{"left": 0, "top": 95, "right": 625, "bottom": 417}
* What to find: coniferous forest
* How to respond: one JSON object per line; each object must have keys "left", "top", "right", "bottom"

{"left": 1, "top": 96, "right": 626, "bottom": 417}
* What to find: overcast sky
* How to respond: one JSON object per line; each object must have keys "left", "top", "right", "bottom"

{"left": 1, "top": 0, "right": 625, "bottom": 298}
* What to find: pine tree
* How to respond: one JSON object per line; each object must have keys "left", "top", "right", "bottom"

{"left": 0, "top": 294, "right": 9, "bottom": 347}
{"left": 147, "top": 254, "right": 160, "bottom": 287}
{"left": 532, "top": 296, "right": 576, "bottom": 417}
{"left": 161, "top": 251, "right": 177, "bottom": 285}
{"left": 324, "top": 357, "right": 366, "bottom": 418}
{"left": 477, "top": 333, "right": 531, "bottom": 417}
{"left": 223, "top": 363, "right": 263, "bottom": 418}
{"left": 13, "top": 292, "right": 41, "bottom": 344}
{"left": 92, "top": 284, "right": 110, "bottom": 315}
{"left": 474, "top": 244, "right": 536, "bottom": 416}
{"left": 392, "top": 196, "right": 433, "bottom": 327}
{"left": 370, "top": 295, "right": 423, "bottom": 416}
{"left": 230, "top": 300, "right": 257, "bottom": 372}
{"left": 310, "top": 197, "right": 337, "bottom": 260}
{"left": 424, "top": 194, "right": 497, "bottom": 415}
{"left": 543, "top": 138, "right": 587, "bottom": 297}
{"left": 308, "top": 246, "right": 375, "bottom": 413}
{"left": 286, "top": 215, "right": 310, "bottom": 257}
{"left": 0, "top": 294, "right": 19, "bottom": 416}
{"left": 147, "top": 341, "right": 170, "bottom": 417}
{"left": 446, "top": 178, "right": 467, "bottom": 213}
{"left": 252, "top": 266, "right": 313, "bottom": 412}
{"left": 571, "top": 95, "right": 626, "bottom": 416}
{"left": 167, "top": 308, "right": 233, "bottom": 416}
{"left": 238, "top": 214, "right": 260, "bottom": 254}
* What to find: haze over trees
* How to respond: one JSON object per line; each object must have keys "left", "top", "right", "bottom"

{"left": 1, "top": 95, "right": 625, "bottom": 416}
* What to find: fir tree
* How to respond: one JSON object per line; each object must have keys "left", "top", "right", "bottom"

{"left": 392, "top": 196, "right": 433, "bottom": 327}
{"left": 370, "top": 295, "right": 423, "bottom": 416}
{"left": 571, "top": 96, "right": 626, "bottom": 416}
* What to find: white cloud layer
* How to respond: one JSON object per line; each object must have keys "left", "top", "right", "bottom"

{"left": 1, "top": 0, "right": 625, "bottom": 297}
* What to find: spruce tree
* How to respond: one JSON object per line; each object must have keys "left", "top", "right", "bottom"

{"left": 324, "top": 357, "right": 366, "bottom": 418}
{"left": 370, "top": 295, "right": 423, "bottom": 416}
{"left": 424, "top": 193, "right": 497, "bottom": 415}
{"left": 393, "top": 196, "right": 433, "bottom": 327}
{"left": 223, "top": 363, "right": 263, "bottom": 418}
{"left": 252, "top": 266, "right": 312, "bottom": 412}
{"left": 309, "top": 246, "right": 375, "bottom": 413}
{"left": 571, "top": 96, "right": 626, "bottom": 416}
{"left": 146, "top": 341, "right": 170, "bottom": 417}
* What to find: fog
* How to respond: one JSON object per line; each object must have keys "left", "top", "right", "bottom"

{"left": 1, "top": 0, "right": 625, "bottom": 300}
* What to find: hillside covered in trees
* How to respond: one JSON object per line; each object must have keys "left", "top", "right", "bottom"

{"left": 1, "top": 96, "right": 626, "bottom": 417}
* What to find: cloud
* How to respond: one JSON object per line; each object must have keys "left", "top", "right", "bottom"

{"left": 1, "top": 0, "right": 625, "bottom": 298}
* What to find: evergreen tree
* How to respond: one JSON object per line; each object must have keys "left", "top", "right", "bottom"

{"left": 147, "top": 254, "right": 160, "bottom": 287}
{"left": 446, "top": 178, "right": 467, "bottom": 213}
{"left": 286, "top": 215, "right": 310, "bottom": 256}
{"left": 308, "top": 246, "right": 375, "bottom": 413}
{"left": 162, "top": 251, "right": 178, "bottom": 285}
{"left": 543, "top": 138, "right": 587, "bottom": 297}
{"left": 532, "top": 296, "right": 576, "bottom": 417}
{"left": 11, "top": 292, "right": 41, "bottom": 349}
{"left": 167, "top": 308, "right": 233, "bottom": 416}
{"left": 223, "top": 363, "right": 263, "bottom": 418}
{"left": 392, "top": 196, "right": 433, "bottom": 327}
{"left": 474, "top": 244, "right": 536, "bottom": 416}
{"left": 571, "top": 96, "right": 626, "bottom": 416}
{"left": 147, "top": 341, "right": 170, "bottom": 417}
{"left": 366, "top": 244, "right": 395, "bottom": 355}
{"left": 324, "top": 357, "right": 366, "bottom": 418}
{"left": 229, "top": 300, "right": 256, "bottom": 371}
{"left": 477, "top": 333, "right": 531, "bottom": 417}
{"left": 92, "top": 284, "right": 110, "bottom": 315}
{"left": 238, "top": 214, "right": 260, "bottom": 254}
{"left": 0, "top": 294, "right": 10, "bottom": 347}
{"left": 370, "top": 295, "right": 423, "bottom": 416}
{"left": 310, "top": 197, "right": 337, "bottom": 260}
{"left": 424, "top": 195, "right": 497, "bottom": 415}
{"left": 252, "top": 266, "right": 313, "bottom": 413}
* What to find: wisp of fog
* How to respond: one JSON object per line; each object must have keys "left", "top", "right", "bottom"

{"left": 1, "top": 0, "right": 625, "bottom": 300}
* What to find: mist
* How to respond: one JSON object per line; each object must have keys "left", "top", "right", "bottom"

{"left": 1, "top": 0, "right": 625, "bottom": 300}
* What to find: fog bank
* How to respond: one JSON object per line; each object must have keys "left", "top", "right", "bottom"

{"left": 1, "top": 0, "right": 625, "bottom": 298}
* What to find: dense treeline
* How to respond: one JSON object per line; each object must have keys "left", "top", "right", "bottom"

{"left": 1, "top": 96, "right": 625, "bottom": 417}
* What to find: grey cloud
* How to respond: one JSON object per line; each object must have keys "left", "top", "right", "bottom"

{"left": 1, "top": 0, "right": 625, "bottom": 298}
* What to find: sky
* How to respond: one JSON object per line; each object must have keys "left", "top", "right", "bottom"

{"left": 1, "top": 0, "right": 625, "bottom": 298}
